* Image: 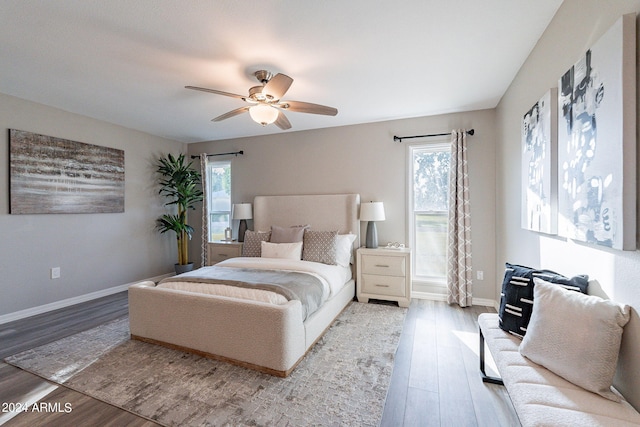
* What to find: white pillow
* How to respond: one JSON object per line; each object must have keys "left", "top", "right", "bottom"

{"left": 519, "top": 278, "right": 631, "bottom": 401}
{"left": 260, "top": 241, "right": 303, "bottom": 260}
{"left": 335, "top": 234, "right": 357, "bottom": 267}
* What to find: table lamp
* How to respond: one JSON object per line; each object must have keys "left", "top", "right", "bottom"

{"left": 359, "top": 201, "right": 385, "bottom": 248}
{"left": 232, "top": 203, "right": 252, "bottom": 242}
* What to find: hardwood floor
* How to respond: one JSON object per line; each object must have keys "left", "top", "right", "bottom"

{"left": 0, "top": 293, "right": 158, "bottom": 427}
{"left": 0, "top": 293, "right": 519, "bottom": 426}
{"left": 380, "top": 300, "right": 519, "bottom": 426}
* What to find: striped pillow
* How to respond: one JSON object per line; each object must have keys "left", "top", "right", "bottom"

{"left": 498, "top": 263, "right": 588, "bottom": 338}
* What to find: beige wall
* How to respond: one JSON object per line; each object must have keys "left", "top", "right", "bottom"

{"left": 188, "top": 109, "right": 498, "bottom": 302}
{"left": 0, "top": 93, "right": 183, "bottom": 318}
{"left": 495, "top": 0, "right": 640, "bottom": 410}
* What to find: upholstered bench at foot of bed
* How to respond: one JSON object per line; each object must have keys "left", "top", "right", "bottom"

{"left": 129, "top": 281, "right": 307, "bottom": 376}
{"left": 478, "top": 313, "right": 640, "bottom": 427}
{"left": 128, "top": 279, "right": 355, "bottom": 377}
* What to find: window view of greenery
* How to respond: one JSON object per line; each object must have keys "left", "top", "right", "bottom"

{"left": 413, "top": 148, "right": 450, "bottom": 281}
{"left": 207, "top": 162, "right": 231, "bottom": 241}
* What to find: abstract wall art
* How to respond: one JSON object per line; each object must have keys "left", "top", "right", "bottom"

{"left": 521, "top": 88, "right": 557, "bottom": 235}
{"left": 9, "top": 129, "right": 125, "bottom": 214}
{"left": 556, "top": 14, "right": 636, "bottom": 250}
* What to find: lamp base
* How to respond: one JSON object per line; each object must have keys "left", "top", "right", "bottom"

{"left": 238, "top": 219, "right": 248, "bottom": 242}
{"left": 365, "top": 221, "right": 378, "bottom": 249}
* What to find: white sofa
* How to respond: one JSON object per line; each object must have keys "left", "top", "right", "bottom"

{"left": 478, "top": 313, "right": 640, "bottom": 427}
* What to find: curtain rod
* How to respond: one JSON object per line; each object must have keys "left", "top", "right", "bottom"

{"left": 393, "top": 128, "right": 474, "bottom": 143}
{"left": 191, "top": 150, "right": 244, "bottom": 159}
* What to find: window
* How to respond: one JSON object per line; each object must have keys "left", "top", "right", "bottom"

{"left": 206, "top": 161, "right": 231, "bottom": 241}
{"left": 408, "top": 143, "right": 450, "bottom": 286}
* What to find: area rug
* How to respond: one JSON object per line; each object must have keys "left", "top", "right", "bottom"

{"left": 6, "top": 302, "right": 406, "bottom": 426}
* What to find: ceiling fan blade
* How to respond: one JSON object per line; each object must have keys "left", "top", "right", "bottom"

{"left": 185, "top": 86, "right": 246, "bottom": 100}
{"left": 274, "top": 111, "right": 292, "bottom": 130}
{"left": 212, "top": 106, "right": 250, "bottom": 122}
{"left": 280, "top": 100, "right": 338, "bottom": 116}
{"left": 263, "top": 73, "right": 293, "bottom": 100}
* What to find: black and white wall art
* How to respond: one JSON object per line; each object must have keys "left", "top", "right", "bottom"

{"left": 556, "top": 14, "right": 636, "bottom": 250}
{"left": 522, "top": 89, "right": 557, "bottom": 234}
{"left": 9, "top": 129, "right": 125, "bottom": 214}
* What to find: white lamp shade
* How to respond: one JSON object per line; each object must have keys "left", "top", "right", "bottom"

{"left": 249, "top": 105, "right": 279, "bottom": 126}
{"left": 359, "top": 201, "right": 385, "bottom": 221}
{"left": 232, "top": 203, "right": 253, "bottom": 220}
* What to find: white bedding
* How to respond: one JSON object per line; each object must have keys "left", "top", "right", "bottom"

{"left": 157, "top": 257, "right": 352, "bottom": 306}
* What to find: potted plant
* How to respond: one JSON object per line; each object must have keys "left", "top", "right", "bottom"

{"left": 156, "top": 153, "right": 203, "bottom": 274}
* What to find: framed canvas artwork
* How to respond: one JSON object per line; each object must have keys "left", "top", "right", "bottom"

{"left": 556, "top": 14, "right": 636, "bottom": 250}
{"left": 9, "top": 129, "right": 125, "bottom": 214}
{"left": 522, "top": 88, "right": 557, "bottom": 234}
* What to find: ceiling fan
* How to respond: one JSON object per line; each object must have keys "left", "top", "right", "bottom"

{"left": 186, "top": 70, "right": 338, "bottom": 130}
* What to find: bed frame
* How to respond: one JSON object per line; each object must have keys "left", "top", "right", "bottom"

{"left": 129, "top": 193, "right": 360, "bottom": 377}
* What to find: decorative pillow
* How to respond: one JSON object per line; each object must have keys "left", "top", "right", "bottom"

{"left": 241, "top": 231, "right": 271, "bottom": 257}
{"left": 261, "top": 241, "right": 303, "bottom": 260}
{"left": 302, "top": 230, "right": 338, "bottom": 265}
{"left": 335, "top": 233, "right": 357, "bottom": 267}
{"left": 520, "top": 278, "right": 630, "bottom": 402}
{"left": 270, "top": 225, "right": 309, "bottom": 243}
{"left": 498, "top": 263, "right": 588, "bottom": 338}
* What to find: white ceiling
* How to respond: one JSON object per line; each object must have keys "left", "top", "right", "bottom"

{"left": 0, "top": 1, "right": 563, "bottom": 143}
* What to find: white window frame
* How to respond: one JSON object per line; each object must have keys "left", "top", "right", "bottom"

{"left": 206, "top": 160, "right": 231, "bottom": 242}
{"left": 407, "top": 141, "right": 450, "bottom": 288}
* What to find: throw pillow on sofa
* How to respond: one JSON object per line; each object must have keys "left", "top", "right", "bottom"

{"left": 520, "top": 278, "right": 630, "bottom": 402}
{"left": 498, "top": 263, "right": 588, "bottom": 338}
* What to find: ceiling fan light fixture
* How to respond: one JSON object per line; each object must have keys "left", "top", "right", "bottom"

{"left": 249, "top": 104, "right": 278, "bottom": 126}
{"left": 186, "top": 70, "right": 337, "bottom": 130}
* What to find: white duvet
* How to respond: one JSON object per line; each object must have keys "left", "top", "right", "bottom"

{"left": 157, "top": 257, "right": 352, "bottom": 306}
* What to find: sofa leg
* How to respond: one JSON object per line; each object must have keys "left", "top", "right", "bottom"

{"left": 479, "top": 326, "right": 504, "bottom": 385}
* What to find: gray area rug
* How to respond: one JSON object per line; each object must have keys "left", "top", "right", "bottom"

{"left": 6, "top": 302, "right": 406, "bottom": 426}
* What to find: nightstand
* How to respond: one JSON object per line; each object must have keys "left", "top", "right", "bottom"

{"left": 207, "top": 241, "right": 243, "bottom": 265}
{"left": 356, "top": 247, "right": 412, "bottom": 308}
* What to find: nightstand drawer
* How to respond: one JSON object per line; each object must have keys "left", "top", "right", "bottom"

{"left": 207, "top": 242, "right": 243, "bottom": 265}
{"left": 361, "top": 274, "right": 406, "bottom": 297}
{"left": 361, "top": 255, "right": 406, "bottom": 276}
{"left": 209, "top": 252, "right": 238, "bottom": 263}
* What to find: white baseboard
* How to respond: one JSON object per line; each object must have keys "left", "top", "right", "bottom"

{"left": 472, "top": 297, "right": 498, "bottom": 308}
{"left": 0, "top": 273, "right": 174, "bottom": 325}
{"left": 411, "top": 291, "right": 448, "bottom": 302}
{"left": 411, "top": 291, "right": 496, "bottom": 307}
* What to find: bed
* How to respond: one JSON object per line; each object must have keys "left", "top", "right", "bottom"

{"left": 128, "top": 193, "right": 360, "bottom": 377}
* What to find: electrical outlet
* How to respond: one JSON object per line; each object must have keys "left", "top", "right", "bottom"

{"left": 51, "top": 267, "right": 61, "bottom": 279}
{"left": 476, "top": 270, "right": 484, "bottom": 280}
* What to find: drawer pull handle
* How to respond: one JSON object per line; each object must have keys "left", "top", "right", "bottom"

{"left": 375, "top": 264, "right": 390, "bottom": 268}
{"left": 374, "top": 284, "right": 390, "bottom": 288}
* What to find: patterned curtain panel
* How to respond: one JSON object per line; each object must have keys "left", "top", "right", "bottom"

{"left": 200, "top": 153, "right": 209, "bottom": 268}
{"left": 447, "top": 130, "right": 473, "bottom": 307}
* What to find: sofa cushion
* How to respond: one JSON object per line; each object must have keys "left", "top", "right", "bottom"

{"left": 478, "top": 313, "right": 640, "bottom": 427}
{"left": 498, "top": 263, "right": 588, "bottom": 338}
{"left": 519, "top": 279, "right": 631, "bottom": 402}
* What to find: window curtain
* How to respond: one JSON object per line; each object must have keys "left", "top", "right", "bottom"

{"left": 200, "top": 153, "right": 209, "bottom": 268}
{"left": 447, "top": 130, "right": 473, "bottom": 307}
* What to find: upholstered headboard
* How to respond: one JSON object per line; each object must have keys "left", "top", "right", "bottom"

{"left": 253, "top": 193, "right": 360, "bottom": 250}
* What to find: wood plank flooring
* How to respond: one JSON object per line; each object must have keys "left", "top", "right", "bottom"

{"left": 0, "top": 293, "right": 519, "bottom": 426}
{"left": 380, "top": 300, "right": 519, "bottom": 426}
